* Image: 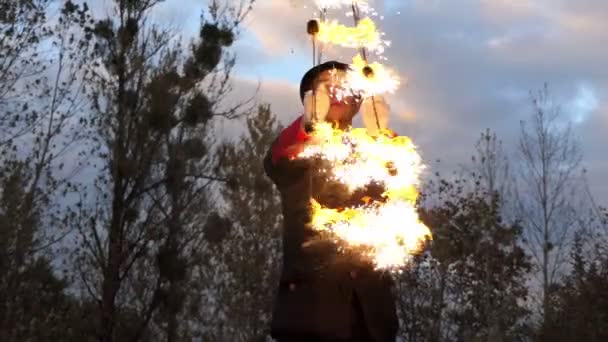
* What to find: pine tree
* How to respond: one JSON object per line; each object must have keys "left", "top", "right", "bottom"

{"left": 397, "top": 155, "right": 530, "bottom": 341}
{"left": 538, "top": 235, "right": 608, "bottom": 342}
{"left": 210, "top": 104, "right": 283, "bottom": 341}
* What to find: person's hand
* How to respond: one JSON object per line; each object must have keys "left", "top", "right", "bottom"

{"left": 361, "top": 94, "right": 390, "bottom": 137}
{"left": 302, "top": 83, "right": 331, "bottom": 133}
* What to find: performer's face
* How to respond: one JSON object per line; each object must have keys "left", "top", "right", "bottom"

{"left": 317, "top": 69, "right": 361, "bottom": 128}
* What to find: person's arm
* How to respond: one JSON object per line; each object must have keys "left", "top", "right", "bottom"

{"left": 271, "top": 116, "right": 311, "bottom": 164}
{"left": 361, "top": 95, "right": 390, "bottom": 137}
{"left": 264, "top": 116, "right": 312, "bottom": 187}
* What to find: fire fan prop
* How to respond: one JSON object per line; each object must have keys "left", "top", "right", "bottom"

{"left": 300, "top": 0, "right": 431, "bottom": 270}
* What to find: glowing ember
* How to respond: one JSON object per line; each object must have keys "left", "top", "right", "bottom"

{"left": 299, "top": 1, "right": 431, "bottom": 270}
{"left": 300, "top": 123, "right": 432, "bottom": 269}
{"left": 347, "top": 53, "right": 400, "bottom": 96}
{"left": 309, "top": 1, "right": 399, "bottom": 97}
{"left": 318, "top": 18, "right": 384, "bottom": 52}
{"left": 316, "top": 50, "right": 400, "bottom": 98}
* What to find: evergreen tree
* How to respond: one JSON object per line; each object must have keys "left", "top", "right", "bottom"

{"left": 538, "top": 235, "right": 608, "bottom": 342}
{"left": 210, "top": 104, "right": 283, "bottom": 341}
{"left": 397, "top": 137, "right": 531, "bottom": 342}
{"left": 0, "top": 164, "right": 69, "bottom": 341}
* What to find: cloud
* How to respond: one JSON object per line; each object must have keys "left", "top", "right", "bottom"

{"left": 244, "top": 0, "right": 311, "bottom": 56}
{"left": 65, "top": 0, "right": 608, "bottom": 207}
{"left": 565, "top": 83, "right": 599, "bottom": 124}
{"left": 215, "top": 75, "right": 301, "bottom": 141}
{"left": 231, "top": 0, "right": 608, "bottom": 204}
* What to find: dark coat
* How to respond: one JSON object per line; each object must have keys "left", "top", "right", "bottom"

{"left": 264, "top": 143, "right": 398, "bottom": 342}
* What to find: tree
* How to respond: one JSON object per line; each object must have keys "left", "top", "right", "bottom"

{"left": 537, "top": 235, "right": 608, "bottom": 342}
{"left": 71, "top": 1, "right": 254, "bottom": 341}
{"left": 397, "top": 177, "right": 531, "bottom": 342}
{"left": 470, "top": 129, "right": 513, "bottom": 207}
{"left": 434, "top": 179, "right": 529, "bottom": 341}
{"left": 212, "top": 104, "right": 283, "bottom": 341}
{"left": 0, "top": 2, "right": 93, "bottom": 340}
{"left": 517, "top": 84, "right": 584, "bottom": 320}
{"left": 397, "top": 134, "right": 530, "bottom": 341}
{"left": 395, "top": 251, "right": 445, "bottom": 342}
{"left": 0, "top": 164, "right": 60, "bottom": 340}
{"left": 0, "top": 0, "right": 49, "bottom": 116}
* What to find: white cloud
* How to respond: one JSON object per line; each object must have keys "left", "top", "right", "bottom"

{"left": 243, "top": 0, "right": 311, "bottom": 56}
{"left": 229, "top": 0, "right": 608, "bottom": 204}
{"left": 566, "top": 83, "right": 599, "bottom": 124}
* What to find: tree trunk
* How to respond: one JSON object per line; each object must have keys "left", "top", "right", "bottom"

{"left": 101, "top": 191, "right": 125, "bottom": 342}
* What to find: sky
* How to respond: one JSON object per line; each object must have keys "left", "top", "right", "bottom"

{"left": 149, "top": 0, "right": 608, "bottom": 205}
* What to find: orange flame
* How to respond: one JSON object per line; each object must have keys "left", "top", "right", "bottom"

{"left": 312, "top": 6, "right": 399, "bottom": 96}
{"left": 347, "top": 53, "right": 401, "bottom": 96}
{"left": 300, "top": 123, "right": 432, "bottom": 270}
{"left": 300, "top": 0, "right": 429, "bottom": 270}
{"left": 318, "top": 17, "right": 382, "bottom": 52}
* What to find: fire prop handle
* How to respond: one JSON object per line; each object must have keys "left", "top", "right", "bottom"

{"left": 350, "top": 1, "right": 382, "bottom": 132}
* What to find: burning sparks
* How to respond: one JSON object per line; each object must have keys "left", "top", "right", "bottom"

{"left": 310, "top": 1, "right": 399, "bottom": 97}
{"left": 300, "top": 123, "right": 432, "bottom": 269}
{"left": 318, "top": 18, "right": 383, "bottom": 52}
{"left": 298, "top": 1, "right": 431, "bottom": 270}
{"left": 347, "top": 53, "right": 400, "bottom": 96}
{"left": 311, "top": 200, "right": 431, "bottom": 269}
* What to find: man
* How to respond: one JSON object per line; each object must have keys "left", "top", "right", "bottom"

{"left": 264, "top": 61, "right": 398, "bottom": 342}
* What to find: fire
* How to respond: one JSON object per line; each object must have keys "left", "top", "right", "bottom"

{"left": 300, "top": 123, "right": 432, "bottom": 269}
{"left": 318, "top": 18, "right": 383, "bottom": 52}
{"left": 310, "top": 1, "right": 399, "bottom": 97}
{"left": 347, "top": 53, "right": 401, "bottom": 96}
{"left": 298, "top": 1, "right": 431, "bottom": 269}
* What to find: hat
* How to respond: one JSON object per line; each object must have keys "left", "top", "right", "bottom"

{"left": 299, "top": 61, "right": 350, "bottom": 103}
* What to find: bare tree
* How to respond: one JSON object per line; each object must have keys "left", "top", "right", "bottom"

{"left": 0, "top": 0, "right": 52, "bottom": 146}
{"left": 70, "top": 1, "right": 255, "bottom": 341}
{"left": 516, "top": 84, "right": 584, "bottom": 321}
{"left": 471, "top": 129, "right": 512, "bottom": 202}
{"left": 0, "top": 2, "right": 92, "bottom": 340}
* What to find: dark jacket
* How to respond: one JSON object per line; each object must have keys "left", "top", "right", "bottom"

{"left": 264, "top": 118, "right": 398, "bottom": 341}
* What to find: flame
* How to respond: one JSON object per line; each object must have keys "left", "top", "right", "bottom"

{"left": 310, "top": 4, "right": 399, "bottom": 96}
{"left": 299, "top": 1, "right": 430, "bottom": 269}
{"left": 317, "top": 55, "right": 400, "bottom": 98}
{"left": 347, "top": 53, "right": 401, "bottom": 96}
{"left": 299, "top": 123, "right": 432, "bottom": 270}
{"left": 318, "top": 18, "right": 383, "bottom": 52}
